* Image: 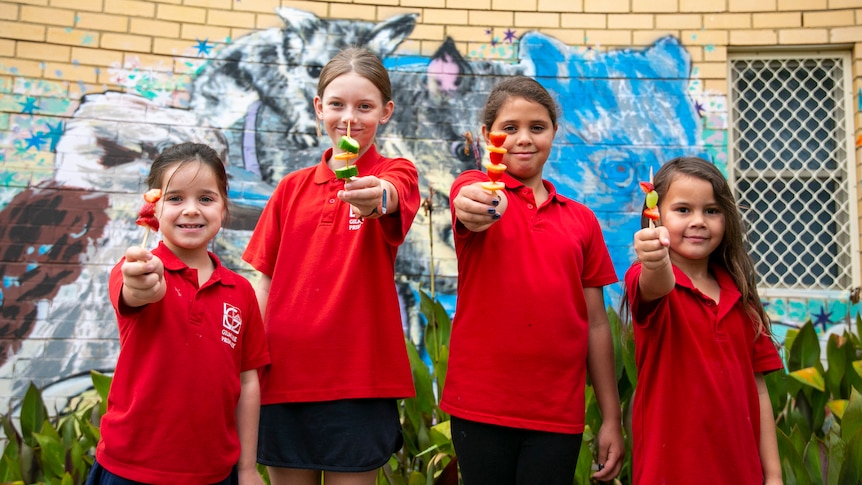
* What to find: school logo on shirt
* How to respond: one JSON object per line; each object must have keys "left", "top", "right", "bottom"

{"left": 348, "top": 207, "right": 364, "bottom": 231}
{"left": 221, "top": 302, "right": 241, "bottom": 349}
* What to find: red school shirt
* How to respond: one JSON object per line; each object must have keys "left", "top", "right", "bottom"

{"left": 625, "top": 262, "right": 783, "bottom": 485}
{"left": 98, "top": 242, "right": 271, "bottom": 485}
{"left": 243, "top": 145, "right": 420, "bottom": 404}
{"left": 440, "top": 170, "right": 618, "bottom": 434}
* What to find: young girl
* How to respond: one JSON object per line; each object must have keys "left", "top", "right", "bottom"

{"left": 242, "top": 47, "right": 420, "bottom": 485}
{"left": 441, "top": 76, "right": 624, "bottom": 484}
{"left": 625, "top": 156, "right": 783, "bottom": 484}
{"left": 88, "top": 142, "right": 271, "bottom": 485}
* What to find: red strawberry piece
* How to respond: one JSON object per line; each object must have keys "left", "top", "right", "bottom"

{"left": 639, "top": 181, "right": 655, "bottom": 193}
{"left": 488, "top": 131, "right": 507, "bottom": 147}
{"left": 643, "top": 206, "right": 660, "bottom": 221}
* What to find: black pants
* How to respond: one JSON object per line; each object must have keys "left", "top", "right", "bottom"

{"left": 451, "top": 415, "right": 583, "bottom": 485}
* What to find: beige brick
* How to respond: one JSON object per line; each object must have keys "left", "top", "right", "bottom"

{"left": 207, "top": 9, "right": 256, "bottom": 29}
{"left": 423, "top": 8, "right": 468, "bottom": 25}
{"left": 449, "top": 0, "right": 490, "bottom": 7}
{"left": 729, "top": 0, "right": 776, "bottom": 11}
{"left": 0, "top": 3, "right": 18, "bottom": 20}
{"left": 71, "top": 47, "right": 124, "bottom": 67}
{"left": 831, "top": 0, "right": 862, "bottom": 8}
{"left": 330, "top": 3, "right": 377, "bottom": 21}
{"left": 468, "top": 10, "right": 513, "bottom": 26}
{"left": 539, "top": 28, "right": 585, "bottom": 45}
{"left": 21, "top": 6, "right": 74, "bottom": 26}
{"left": 0, "top": 39, "right": 14, "bottom": 57}
{"left": 236, "top": 0, "right": 281, "bottom": 14}
{"left": 49, "top": 0, "right": 103, "bottom": 12}
{"left": 130, "top": 18, "right": 181, "bottom": 38}
{"left": 680, "top": 0, "right": 726, "bottom": 13}
{"left": 491, "top": 0, "right": 537, "bottom": 10}
{"left": 4, "top": 0, "right": 47, "bottom": 5}
{"left": 753, "top": 12, "right": 801, "bottom": 28}
{"left": 779, "top": 28, "right": 829, "bottom": 44}
{"left": 514, "top": 12, "right": 560, "bottom": 28}
{"left": 256, "top": 13, "right": 284, "bottom": 29}
{"left": 633, "top": 30, "right": 678, "bottom": 46}
{"left": 778, "top": 0, "right": 826, "bottom": 9}
{"left": 229, "top": 28, "right": 254, "bottom": 40}
{"left": 104, "top": 0, "right": 156, "bottom": 18}
{"left": 854, "top": 43, "right": 862, "bottom": 60}
{"left": 656, "top": 14, "right": 702, "bottom": 29}
{"left": 584, "top": 0, "right": 627, "bottom": 13}
{"left": 356, "top": 0, "right": 398, "bottom": 5}
{"left": 156, "top": 4, "right": 207, "bottom": 24}
{"left": 686, "top": 46, "right": 703, "bottom": 62}
{"left": 446, "top": 25, "right": 495, "bottom": 42}
{"left": 729, "top": 29, "right": 778, "bottom": 45}
{"left": 69, "top": 81, "right": 107, "bottom": 99}
{"left": 632, "top": 0, "right": 677, "bottom": 12}
{"left": 422, "top": 38, "right": 462, "bottom": 56}
{"left": 608, "top": 14, "right": 653, "bottom": 29}
{"left": 180, "top": 23, "right": 231, "bottom": 42}
{"left": 46, "top": 27, "right": 99, "bottom": 47}
{"left": 410, "top": 23, "right": 446, "bottom": 41}
{"left": 0, "top": 57, "right": 43, "bottom": 77}
{"left": 585, "top": 29, "right": 632, "bottom": 46}
{"left": 538, "top": 0, "right": 583, "bottom": 12}
{"left": 43, "top": 61, "right": 98, "bottom": 83}
{"left": 152, "top": 37, "right": 198, "bottom": 56}
{"left": 401, "top": 0, "right": 446, "bottom": 7}
{"left": 101, "top": 33, "right": 152, "bottom": 53}
{"left": 0, "top": 21, "right": 45, "bottom": 41}
{"left": 703, "top": 79, "right": 727, "bottom": 94}
{"left": 704, "top": 13, "right": 751, "bottom": 29}
{"left": 16, "top": 41, "right": 71, "bottom": 63}
{"left": 561, "top": 13, "right": 606, "bottom": 29}
{"left": 184, "top": 0, "right": 232, "bottom": 8}
{"left": 695, "top": 61, "right": 728, "bottom": 79}
{"left": 804, "top": 10, "right": 855, "bottom": 27}
{"left": 704, "top": 44, "right": 727, "bottom": 62}
{"left": 76, "top": 13, "right": 130, "bottom": 33}
{"left": 832, "top": 26, "right": 862, "bottom": 43}
{"left": 377, "top": 7, "right": 424, "bottom": 22}
{"left": 683, "top": 29, "right": 728, "bottom": 45}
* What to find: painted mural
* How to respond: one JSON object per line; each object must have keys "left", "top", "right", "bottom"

{"left": 0, "top": 7, "right": 857, "bottom": 409}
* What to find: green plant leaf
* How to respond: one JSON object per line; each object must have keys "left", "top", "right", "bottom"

{"left": 428, "top": 421, "right": 453, "bottom": 456}
{"left": 825, "top": 334, "right": 847, "bottom": 397}
{"left": 853, "top": 360, "right": 862, "bottom": 378}
{"left": 19, "top": 383, "right": 47, "bottom": 447}
{"left": 419, "top": 291, "right": 451, "bottom": 367}
{"left": 802, "top": 436, "right": 826, "bottom": 485}
{"left": 777, "top": 428, "right": 811, "bottom": 485}
{"left": 34, "top": 421, "right": 65, "bottom": 480}
{"left": 0, "top": 442, "right": 23, "bottom": 482}
{"left": 838, "top": 428, "right": 862, "bottom": 485}
{"left": 841, "top": 388, "right": 862, "bottom": 443}
{"left": 788, "top": 322, "right": 822, "bottom": 372}
{"left": 90, "top": 370, "right": 112, "bottom": 417}
{"left": 404, "top": 338, "right": 434, "bottom": 415}
{"left": 827, "top": 399, "right": 848, "bottom": 420}
{"left": 790, "top": 367, "right": 826, "bottom": 392}
{"left": 607, "top": 306, "right": 624, "bottom": 382}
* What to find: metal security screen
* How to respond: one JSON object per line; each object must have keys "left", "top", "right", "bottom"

{"left": 729, "top": 53, "right": 858, "bottom": 292}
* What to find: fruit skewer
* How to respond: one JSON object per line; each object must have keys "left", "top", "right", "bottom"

{"left": 480, "top": 131, "right": 508, "bottom": 194}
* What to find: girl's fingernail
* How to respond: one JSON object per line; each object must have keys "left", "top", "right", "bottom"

{"left": 492, "top": 213, "right": 501, "bottom": 220}
{"left": 488, "top": 207, "right": 496, "bottom": 215}
{"left": 492, "top": 198, "right": 499, "bottom": 206}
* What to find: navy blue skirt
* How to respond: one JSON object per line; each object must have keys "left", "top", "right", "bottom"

{"left": 85, "top": 460, "right": 237, "bottom": 485}
{"left": 257, "top": 398, "right": 403, "bottom": 472}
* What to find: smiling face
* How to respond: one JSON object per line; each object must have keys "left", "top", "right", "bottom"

{"left": 314, "top": 71, "right": 394, "bottom": 159}
{"left": 483, "top": 96, "right": 557, "bottom": 188}
{"left": 660, "top": 173, "right": 726, "bottom": 274}
{"left": 156, "top": 161, "right": 226, "bottom": 261}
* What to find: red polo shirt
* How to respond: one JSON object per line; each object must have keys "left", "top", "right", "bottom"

{"left": 440, "top": 170, "right": 618, "bottom": 433}
{"left": 98, "top": 242, "right": 270, "bottom": 484}
{"left": 625, "top": 262, "right": 783, "bottom": 484}
{"left": 243, "top": 145, "right": 420, "bottom": 404}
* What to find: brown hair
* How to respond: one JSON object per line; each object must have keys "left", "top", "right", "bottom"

{"left": 649, "top": 156, "right": 771, "bottom": 337}
{"left": 482, "top": 76, "right": 559, "bottom": 130}
{"left": 146, "top": 142, "right": 230, "bottom": 221}
{"left": 317, "top": 47, "right": 392, "bottom": 103}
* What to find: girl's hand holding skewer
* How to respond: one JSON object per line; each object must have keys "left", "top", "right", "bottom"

{"left": 120, "top": 246, "right": 166, "bottom": 307}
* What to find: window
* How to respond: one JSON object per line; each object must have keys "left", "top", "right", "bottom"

{"left": 728, "top": 52, "right": 859, "bottom": 295}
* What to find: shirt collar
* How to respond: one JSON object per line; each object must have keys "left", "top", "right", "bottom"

{"left": 501, "top": 174, "right": 566, "bottom": 204}
{"left": 152, "top": 241, "right": 236, "bottom": 286}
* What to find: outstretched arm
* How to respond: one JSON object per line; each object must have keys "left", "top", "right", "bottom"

{"left": 633, "top": 226, "right": 674, "bottom": 302}
{"left": 120, "top": 246, "right": 166, "bottom": 307}
{"left": 585, "top": 286, "right": 624, "bottom": 480}
{"left": 756, "top": 373, "right": 782, "bottom": 485}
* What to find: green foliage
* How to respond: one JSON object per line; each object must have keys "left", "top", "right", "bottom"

{"left": 0, "top": 371, "right": 107, "bottom": 485}
{"left": 773, "top": 316, "right": 862, "bottom": 485}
